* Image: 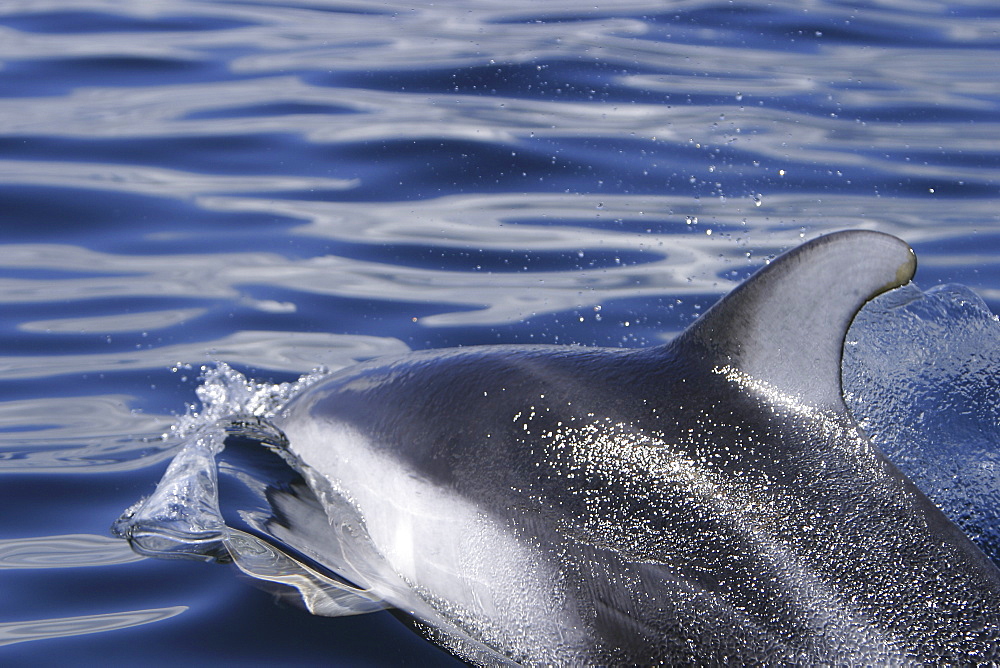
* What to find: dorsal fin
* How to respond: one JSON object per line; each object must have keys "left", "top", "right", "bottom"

{"left": 671, "top": 230, "right": 916, "bottom": 409}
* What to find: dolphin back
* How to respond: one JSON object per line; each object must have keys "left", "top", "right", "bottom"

{"left": 276, "top": 231, "right": 1000, "bottom": 665}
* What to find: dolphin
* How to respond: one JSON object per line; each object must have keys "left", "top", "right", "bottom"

{"left": 119, "top": 230, "right": 1000, "bottom": 664}
{"left": 265, "top": 230, "right": 1000, "bottom": 665}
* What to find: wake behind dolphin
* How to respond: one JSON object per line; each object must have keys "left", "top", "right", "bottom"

{"left": 115, "top": 230, "right": 1000, "bottom": 664}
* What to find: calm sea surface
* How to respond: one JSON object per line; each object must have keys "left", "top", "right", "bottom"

{"left": 1, "top": 0, "right": 999, "bottom": 665}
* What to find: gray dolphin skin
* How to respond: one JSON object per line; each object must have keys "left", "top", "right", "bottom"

{"left": 271, "top": 230, "right": 1000, "bottom": 664}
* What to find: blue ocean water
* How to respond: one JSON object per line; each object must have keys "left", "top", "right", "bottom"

{"left": 1, "top": 0, "right": 999, "bottom": 665}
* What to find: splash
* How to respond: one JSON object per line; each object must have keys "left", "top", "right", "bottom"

{"left": 113, "top": 364, "right": 316, "bottom": 559}
{"left": 112, "top": 363, "right": 386, "bottom": 615}
{"left": 844, "top": 283, "right": 1000, "bottom": 564}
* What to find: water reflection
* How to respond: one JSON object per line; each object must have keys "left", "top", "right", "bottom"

{"left": 0, "top": 331, "right": 408, "bottom": 378}
{"left": 0, "top": 394, "right": 171, "bottom": 472}
{"left": 0, "top": 606, "right": 186, "bottom": 647}
{"left": 0, "top": 533, "right": 143, "bottom": 569}
{"left": 3, "top": 193, "right": 998, "bottom": 336}
{"left": 0, "top": 0, "right": 997, "bottom": 207}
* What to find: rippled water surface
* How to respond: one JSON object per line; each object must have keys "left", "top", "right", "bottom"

{"left": 2, "top": 0, "right": 999, "bottom": 664}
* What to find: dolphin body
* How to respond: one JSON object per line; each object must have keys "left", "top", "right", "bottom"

{"left": 257, "top": 231, "right": 999, "bottom": 663}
